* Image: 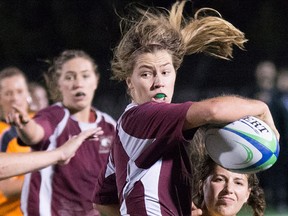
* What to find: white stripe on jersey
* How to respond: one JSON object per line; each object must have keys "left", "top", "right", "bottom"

{"left": 120, "top": 200, "right": 129, "bottom": 216}
{"left": 119, "top": 123, "right": 155, "bottom": 160}
{"left": 118, "top": 123, "right": 150, "bottom": 196}
{"left": 118, "top": 123, "right": 163, "bottom": 215}
{"left": 105, "top": 153, "right": 115, "bottom": 178}
{"left": 21, "top": 172, "right": 31, "bottom": 216}
{"left": 142, "top": 159, "right": 162, "bottom": 215}
{"left": 120, "top": 159, "right": 163, "bottom": 215}
{"left": 39, "top": 107, "right": 70, "bottom": 216}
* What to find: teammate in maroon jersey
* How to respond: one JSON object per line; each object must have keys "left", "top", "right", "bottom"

{"left": 6, "top": 50, "right": 116, "bottom": 216}
{"left": 93, "top": 1, "right": 279, "bottom": 216}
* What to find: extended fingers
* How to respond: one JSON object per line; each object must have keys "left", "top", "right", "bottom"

{"left": 191, "top": 209, "right": 203, "bottom": 216}
{"left": 94, "top": 127, "right": 104, "bottom": 136}
{"left": 74, "top": 127, "right": 103, "bottom": 141}
{"left": 6, "top": 112, "right": 20, "bottom": 126}
{"left": 191, "top": 202, "right": 202, "bottom": 216}
{"left": 5, "top": 106, "right": 30, "bottom": 127}
{"left": 6, "top": 112, "right": 30, "bottom": 128}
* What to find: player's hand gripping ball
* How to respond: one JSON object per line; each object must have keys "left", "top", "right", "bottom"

{"left": 205, "top": 116, "right": 279, "bottom": 173}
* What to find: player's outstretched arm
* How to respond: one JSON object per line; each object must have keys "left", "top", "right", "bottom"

{"left": 6, "top": 105, "right": 45, "bottom": 145}
{"left": 0, "top": 128, "right": 103, "bottom": 180}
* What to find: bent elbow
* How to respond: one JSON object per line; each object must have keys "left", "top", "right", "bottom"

{"left": 205, "top": 101, "right": 223, "bottom": 122}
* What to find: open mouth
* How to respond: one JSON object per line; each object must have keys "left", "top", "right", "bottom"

{"left": 75, "top": 92, "right": 86, "bottom": 97}
{"left": 154, "top": 93, "right": 166, "bottom": 100}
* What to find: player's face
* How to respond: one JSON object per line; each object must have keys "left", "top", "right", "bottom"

{"left": 126, "top": 50, "right": 176, "bottom": 104}
{"left": 0, "top": 75, "right": 30, "bottom": 115}
{"left": 58, "top": 57, "right": 98, "bottom": 112}
{"left": 203, "top": 165, "right": 251, "bottom": 216}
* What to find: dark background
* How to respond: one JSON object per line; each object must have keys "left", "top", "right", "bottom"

{"left": 0, "top": 0, "right": 288, "bottom": 117}
{"left": 1, "top": 1, "right": 288, "bottom": 212}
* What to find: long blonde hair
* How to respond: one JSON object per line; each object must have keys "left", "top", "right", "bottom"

{"left": 112, "top": 0, "right": 247, "bottom": 81}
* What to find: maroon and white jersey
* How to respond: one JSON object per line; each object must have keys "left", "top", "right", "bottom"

{"left": 20, "top": 103, "right": 116, "bottom": 216}
{"left": 94, "top": 101, "right": 197, "bottom": 216}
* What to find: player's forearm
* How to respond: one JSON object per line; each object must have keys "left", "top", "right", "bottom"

{"left": 0, "top": 151, "right": 60, "bottom": 180}
{"left": 184, "top": 95, "right": 269, "bottom": 129}
{"left": 16, "top": 119, "right": 44, "bottom": 145}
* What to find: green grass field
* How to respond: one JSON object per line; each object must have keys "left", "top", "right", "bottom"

{"left": 238, "top": 206, "right": 288, "bottom": 216}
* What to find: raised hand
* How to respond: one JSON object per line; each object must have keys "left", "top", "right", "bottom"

{"left": 191, "top": 202, "right": 202, "bottom": 216}
{"left": 56, "top": 127, "right": 104, "bottom": 165}
{"left": 6, "top": 105, "right": 30, "bottom": 128}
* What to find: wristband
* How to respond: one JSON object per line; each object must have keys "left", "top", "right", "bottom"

{"left": 20, "top": 115, "right": 30, "bottom": 125}
{"left": 21, "top": 119, "right": 30, "bottom": 125}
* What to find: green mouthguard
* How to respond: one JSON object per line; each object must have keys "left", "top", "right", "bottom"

{"left": 155, "top": 93, "right": 166, "bottom": 99}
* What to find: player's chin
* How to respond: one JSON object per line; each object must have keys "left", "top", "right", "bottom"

{"left": 70, "top": 102, "right": 90, "bottom": 111}
{"left": 151, "top": 97, "right": 169, "bottom": 103}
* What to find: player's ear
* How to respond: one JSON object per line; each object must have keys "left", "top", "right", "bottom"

{"left": 245, "top": 187, "right": 251, "bottom": 203}
{"left": 126, "top": 77, "right": 133, "bottom": 90}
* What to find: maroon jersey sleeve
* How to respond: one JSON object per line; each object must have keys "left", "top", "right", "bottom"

{"left": 17, "top": 105, "right": 65, "bottom": 150}
{"left": 33, "top": 105, "right": 66, "bottom": 141}
{"left": 121, "top": 101, "right": 193, "bottom": 168}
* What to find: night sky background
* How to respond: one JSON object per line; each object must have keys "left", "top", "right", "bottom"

{"left": 1, "top": 0, "right": 288, "bottom": 118}
{"left": 1, "top": 1, "right": 288, "bottom": 212}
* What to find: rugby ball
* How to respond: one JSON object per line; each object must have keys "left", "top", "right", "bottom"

{"left": 205, "top": 116, "right": 279, "bottom": 173}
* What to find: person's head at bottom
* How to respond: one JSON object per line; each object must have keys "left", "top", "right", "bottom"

{"left": 193, "top": 156, "right": 265, "bottom": 216}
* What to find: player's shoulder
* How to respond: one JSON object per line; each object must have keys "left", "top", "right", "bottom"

{"left": 38, "top": 102, "right": 63, "bottom": 113}
{"left": 34, "top": 103, "right": 66, "bottom": 120}
{"left": 94, "top": 108, "right": 117, "bottom": 126}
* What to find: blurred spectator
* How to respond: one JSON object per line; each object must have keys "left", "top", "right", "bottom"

{"left": 27, "top": 82, "right": 49, "bottom": 112}
{"left": 271, "top": 67, "right": 288, "bottom": 211}
{"left": 254, "top": 61, "right": 277, "bottom": 103}
{"left": 251, "top": 61, "right": 288, "bottom": 212}
{"left": 239, "top": 60, "right": 277, "bottom": 102}
{"left": 0, "top": 67, "right": 32, "bottom": 216}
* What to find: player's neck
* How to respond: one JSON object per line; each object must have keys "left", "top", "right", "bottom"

{"left": 71, "top": 106, "right": 94, "bottom": 123}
